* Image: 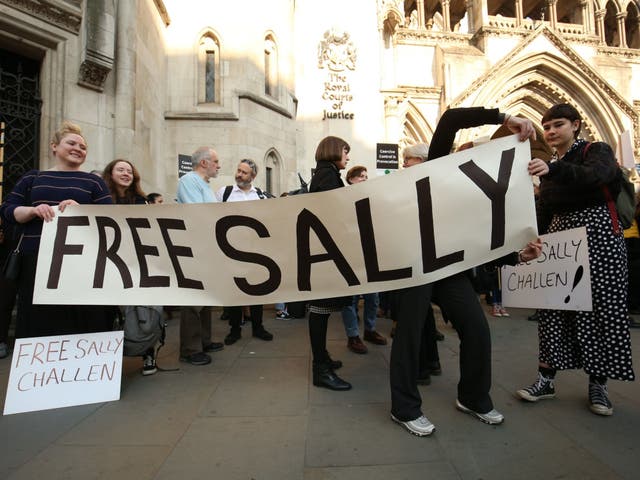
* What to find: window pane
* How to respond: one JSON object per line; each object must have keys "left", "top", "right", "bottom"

{"left": 206, "top": 51, "right": 216, "bottom": 102}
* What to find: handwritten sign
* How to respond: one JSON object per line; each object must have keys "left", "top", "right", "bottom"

{"left": 501, "top": 227, "right": 592, "bottom": 311}
{"left": 33, "top": 136, "right": 538, "bottom": 306}
{"left": 3, "top": 331, "right": 124, "bottom": 415}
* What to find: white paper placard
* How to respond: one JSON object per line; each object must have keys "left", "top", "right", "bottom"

{"left": 3, "top": 330, "right": 124, "bottom": 415}
{"left": 501, "top": 227, "right": 592, "bottom": 311}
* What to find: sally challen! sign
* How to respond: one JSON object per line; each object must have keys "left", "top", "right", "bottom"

{"left": 33, "top": 135, "right": 538, "bottom": 307}
{"left": 501, "top": 227, "right": 592, "bottom": 311}
{"left": 4, "top": 331, "right": 124, "bottom": 415}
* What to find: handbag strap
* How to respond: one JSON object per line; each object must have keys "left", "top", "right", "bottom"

{"left": 582, "top": 143, "right": 621, "bottom": 234}
{"left": 602, "top": 185, "right": 621, "bottom": 235}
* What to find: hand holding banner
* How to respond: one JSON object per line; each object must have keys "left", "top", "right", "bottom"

{"left": 501, "top": 227, "right": 592, "bottom": 311}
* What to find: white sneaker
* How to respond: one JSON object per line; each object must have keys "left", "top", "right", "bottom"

{"left": 456, "top": 399, "right": 504, "bottom": 425}
{"left": 391, "top": 413, "right": 435, "bottom": 436}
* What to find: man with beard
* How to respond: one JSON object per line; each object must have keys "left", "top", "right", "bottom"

{"left": 217, "top": 159, "right": 274, "bottom": 345}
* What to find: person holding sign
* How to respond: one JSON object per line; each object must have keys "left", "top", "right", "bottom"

{"left": 0, "top": 121, "right": 113, "bottom": 338}
{"left": 307, "top": 136, "right": 353, "bottom": 391}
{"left": 519, "top": 103, "right": 635, "bottom": 416}
{"left": 390, "top": 108, "right": 540, "bottom": 436}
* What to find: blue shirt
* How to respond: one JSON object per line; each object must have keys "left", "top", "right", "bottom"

{"left": 176, "top": 171, "right": 217, "bottom": 204}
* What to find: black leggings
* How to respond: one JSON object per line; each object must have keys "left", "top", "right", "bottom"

{"left": 308, "top": 312, "right": 330, "bottom": 364}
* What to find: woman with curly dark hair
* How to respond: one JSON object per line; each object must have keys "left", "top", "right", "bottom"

{"left": 102, "top": 159, "right": 147, "bottom": 204}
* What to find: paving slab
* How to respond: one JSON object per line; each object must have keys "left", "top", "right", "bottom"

{"left": 155, "top": 415, "right": 307, "bottom": 480}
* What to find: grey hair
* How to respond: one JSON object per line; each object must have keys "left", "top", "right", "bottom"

{"left": 403, "top": 143, "right": 430, "bottom": 161}
{"left": 192, "top": 146, "right": 214, "bottom": 168}
{"left": 240, "top": 158, "right": 258, "bottom": 177}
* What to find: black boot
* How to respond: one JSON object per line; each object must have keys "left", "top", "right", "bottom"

{"left": 313, "top": 362, "right": 352, "bottom": 391}
{"left": 324, "top": 350, "right": 342, "bottom": 370}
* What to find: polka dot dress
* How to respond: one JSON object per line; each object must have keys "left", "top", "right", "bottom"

{"left": 538, "top": 204, "right": 635, "bottom": 381}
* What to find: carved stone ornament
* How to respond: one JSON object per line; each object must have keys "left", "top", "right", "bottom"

{"left": 77, "top": 60, "right": 110, "bottom": 92}
{"left": 0, "top": 0, "right": 82, "bottom": 34}
{"left": 318, "top": 29, "right": 357, "bottom": 71}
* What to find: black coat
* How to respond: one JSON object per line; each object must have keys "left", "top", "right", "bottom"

{"left": 308, "top": 160, "right": 351, "bottom": 310}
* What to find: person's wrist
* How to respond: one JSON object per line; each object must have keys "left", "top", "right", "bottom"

{"left": 503, "top": 113, "right": 511, "bottom": 125}
{"left": 518, "top": 249, "right": 525, "bottom": 263}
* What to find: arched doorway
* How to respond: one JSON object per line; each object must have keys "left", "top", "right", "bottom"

{"left": 0, "top": 48, "right": 42, "bottom": 200}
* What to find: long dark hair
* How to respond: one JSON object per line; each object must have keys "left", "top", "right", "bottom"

{"left": 102, "top": 159, "right": 146, "bottom": 204}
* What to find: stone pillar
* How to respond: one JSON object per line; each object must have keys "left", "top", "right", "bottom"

{"left": 515, "top": 0, "right": 523, "bottom": 28}
{"left": 470, "top": 0, "right": 488, "bottom": 33}
{"left": 595, "top": 9, "right": 606, "bottom": 44}
{"left": 547, "top": 0, "right": 557, "bottom": 29}
{"left": 617, "top": 11, "right": 628, "bottom": 48}
{"left": 579, "top": 0, "right": 591, "bottom": 34}
{"left": 465, "top": 0, "right": 475, "bottom": 32}
{"left": 417, "top": 0, "right": 425, "bottom": 29}
{"left": 442, "top": 0, "right": 451, "bottom": 32}
{"left": 114, "top": 0, "right": 137, "bottom": 158}
{"left": 384, "top": 95, "right": 405, "bottom": 144}
{"left": 77, "top": 0, "right": 115, "bottom": 91}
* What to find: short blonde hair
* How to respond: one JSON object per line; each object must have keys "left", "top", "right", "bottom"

{"left": 51, "top": 121, "right": 85, "bottom": 146}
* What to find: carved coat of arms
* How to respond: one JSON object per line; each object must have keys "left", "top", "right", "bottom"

{"left": 318, "top": 29, "right": 357, "bottom": 71}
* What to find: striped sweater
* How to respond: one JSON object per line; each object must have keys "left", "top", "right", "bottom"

{"left": 0, "top": 169, "right": 112, "bottom": 253}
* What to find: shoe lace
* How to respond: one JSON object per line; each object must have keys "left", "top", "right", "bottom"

{"left": 530, "top": 372, "right": 552, "bottom": 392}
{"left": 415, "top": 416, "right": 431, "bottom": 427}
{"left": 589, "top": 382, "right": 611, "bottom": 407}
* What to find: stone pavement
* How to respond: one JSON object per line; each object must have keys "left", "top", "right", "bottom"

{"left": 0, "top": 305, "right": 639, "bottom": 480}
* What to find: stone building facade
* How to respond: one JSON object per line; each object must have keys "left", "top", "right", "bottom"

{"left": 1, "top": 0, "right": 639, "bottom": 200}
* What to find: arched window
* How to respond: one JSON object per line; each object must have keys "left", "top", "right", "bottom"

{"left": 264, "top": 149, "right": 281, "bottom": 195}
{"left": 198, "top": 33, "right": 220, "bottom": 104}
{"left": 264, "top": 35, "right": 278, "bottom": 98}
{"left": 626, "top": 2, "right": 640, "bottom": 49}
{"left": 604, "top": 1, "right": 620, "bottom": 46}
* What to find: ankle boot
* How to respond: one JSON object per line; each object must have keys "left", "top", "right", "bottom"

{"left": 312, "top": 363, "right": 352, "bottom": 391}
{"left": 324, "top": 350, "right": 342, "bottom": 370}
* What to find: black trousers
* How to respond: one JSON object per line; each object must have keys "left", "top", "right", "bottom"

{"left": 390, "top": 272, "right": 492, "bottom": 421}
{"left": 228, "top": 305, "right": 264, "bottom": 332}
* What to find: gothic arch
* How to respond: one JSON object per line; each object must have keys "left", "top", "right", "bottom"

{"left": 264, "top": 147, "right": 283, "bottom": 195}
{"left": 466, "top": 52, "right": 629, "bottom": 146}
{"left": 194, "top": 28, "right": 223, "bottom": 104}
{"left": 401, "top": 101, "right": 434, "bottom": 150}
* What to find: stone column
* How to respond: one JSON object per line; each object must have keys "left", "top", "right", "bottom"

{"left": 442, "top": 0, "right": 451, "bottom": 32}
{"left": 384, "top": 95, "right": 405, "bottom": 144}
{"left": 114, "top": 0, "right": 137, "bottom": 158}
{"left": 579, "top": 0, "right": 591, "bottom": 34}
{"left": 515, "top": 0, "right": 523, "bottom": 28}
{"left": 547, "top": 0, "right": 557, "bottom": 29}
{"left": 465, "top": 0, "right": 475, "bottom": 32}
{"left": 617, "top": 11, "right": 628, "bottom": 48}
{"left": 595, "top": 9, "right": 606, "bottom": 44}
{"left": 416, "top": 0, "right": 425, "bottom": 29}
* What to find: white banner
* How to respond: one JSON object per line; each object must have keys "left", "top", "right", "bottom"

{"left": 34, "top": 135, "right": 537, "bottom": 306}
{"left": 3, "top": 331, "right": 124, "bottom": 415}
{"left": 501, "top": 227, "right": 592, "bottom": 311}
